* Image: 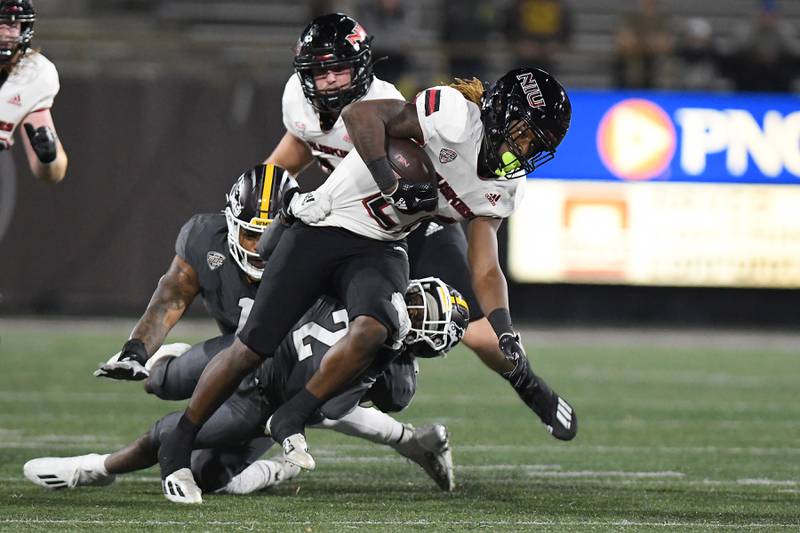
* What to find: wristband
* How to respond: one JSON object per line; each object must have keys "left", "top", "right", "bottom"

{"left": 487, "top": 308, "right": 514, "bottom": 337}
{"left": 365, "top": 157, "right": 398, "bottom": 194}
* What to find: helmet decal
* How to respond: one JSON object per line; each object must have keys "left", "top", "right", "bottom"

{"left": 224, "top": 164, "right": 294, "bottom": 280}
{"left": 515, "top": 72, "right": 546, "bottom": 109}
{"left": 293, "top": 13, "right": 375, "bottom": 118}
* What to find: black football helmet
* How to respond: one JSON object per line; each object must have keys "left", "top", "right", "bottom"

{"left": 0, "top": 0, "right": 35, "bottom": 66}
{"left": 293, "top": 13, "right": 374, "bottom": 118}
{"left": 479, "top": 67, "right": 571, "bottom": 180}
{"left": 404, "top": 277, "right": 470, "bottom": 358}
{"left": 224, "top": 164, "right": 297, "bottom": 280}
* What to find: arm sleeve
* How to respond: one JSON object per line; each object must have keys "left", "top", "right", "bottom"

{"left": 414, "top": 86, "right": 471, "bottom": 145}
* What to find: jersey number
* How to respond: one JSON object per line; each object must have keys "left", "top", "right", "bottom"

{"left": 362, "top": 193, "right": 434, "bottom": 233}
{"left": 236, "top": 298, "right": 254, "bottom": 333}
{"left": 293, "top": 309, "right": 349, "bottom": 361}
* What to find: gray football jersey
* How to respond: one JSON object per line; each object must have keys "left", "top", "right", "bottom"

{"left": 175, "top": 214, "right": 258, "bottom": 335}
{"left": 256, "top": 295, "right": 399, "bottom": 417}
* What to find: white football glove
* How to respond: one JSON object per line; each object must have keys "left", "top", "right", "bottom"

{"left": 288, "top": 190, "right": 332, "bottom": 224}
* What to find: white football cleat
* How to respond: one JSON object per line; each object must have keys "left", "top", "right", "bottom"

{"left": 162, "top": 468, "right": 202, "bottom": 504}
{"left": 23, "top": 453, "right": 116, "bottom": 490}
{"left": 392, "top": 424, "right": 454, "bottom": 492}
{"left": 145, "top": 342, "right": 192, "bottom": 372}
{"left": 281, "top": 434, "right": 316, "bottom": 471}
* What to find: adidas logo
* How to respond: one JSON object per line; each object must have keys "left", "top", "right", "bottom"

{"left": 485, "top": 192, "right": 501, "bottom": 206}
{"left": 425, "top": 221, "right": 443, "bottom": 237}
{"left": 7, "top": 94, "right": 21, "bottom": 106}
{"left": 556, "top": 397, "right": 573, "bottom": 429}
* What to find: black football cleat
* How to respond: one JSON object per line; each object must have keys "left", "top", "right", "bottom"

{"left": 504, "top": 354, "right": 577, "bottom": 441}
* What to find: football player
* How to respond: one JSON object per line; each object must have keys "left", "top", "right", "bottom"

{"left": 25, "top": 277, "right": 469, "bottom": 503}
{"left": 93, "top": 163, "right": 460, "bottom": 493}
{"left": 264, "top": 13, "right": 567, "bottom": 444}
{"left": 0, "top": 0, "right": 67, "bottom": 183}
{"left": 155, "top": 68, "right": 577, "bottom": 503}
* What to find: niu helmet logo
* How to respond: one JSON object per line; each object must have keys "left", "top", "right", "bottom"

{"left": 515, "top": 72, "right": 546, "bottom": 109}
{"left": 485, "top": 192, "right": 501, "bottom": 206}
{"left": 345, "top": 24, "right": 368, "bottom": 50}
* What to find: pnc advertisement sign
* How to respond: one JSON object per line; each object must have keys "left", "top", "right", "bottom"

{"left": 541, "top": 90, "right": 800, "bottom": 185}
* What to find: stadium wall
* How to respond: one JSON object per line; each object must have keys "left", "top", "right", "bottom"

{"left": 0, "top": 78, "right": 797, "bottom": 326}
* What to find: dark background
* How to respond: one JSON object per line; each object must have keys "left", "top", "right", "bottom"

{"left": 1, "top": 75, "right": 796, "bottom": 326}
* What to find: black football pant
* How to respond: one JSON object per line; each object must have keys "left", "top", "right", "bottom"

{"left": 239, "top": 223, "right": 410, "bottom": 361}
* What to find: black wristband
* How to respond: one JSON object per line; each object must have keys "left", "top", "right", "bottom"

{"left": 122, "top": 338, "right": 149, "bottom": 364}
{"left": 365, "top": 157, "right": 397, "bottom": 194}
{"left": 487, "top": 308, "right": 515, "bottom": 337}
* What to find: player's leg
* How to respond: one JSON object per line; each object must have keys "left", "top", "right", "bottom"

{"left": 145, "top": 335, "right": 235, "bottom": 400}
{"left": 24, "top": 427, "right": 161, "bottom": 490}
{"left": 157, "top": 223, "right": 335, "bottom": 493}
{"left": 315, "top": 404, "right": 454, "bottom": 492}
{"left": 408, "top": 222, "right": 577, "bottom": 440}
{"left": 265, "top": 237, "right": 410, "bottom": 461}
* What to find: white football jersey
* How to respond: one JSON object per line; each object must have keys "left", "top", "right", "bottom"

{"left": 281, "top": 73, "right": 404, "bottom": 172}
{"left": 0, "top": 51, "right": 59, "bottom": 150}
{"left": 311, "top": 85, "right": 525, "bottom": 241}
{"left": 415, "top": 86, "right": 524, "bottom": 223}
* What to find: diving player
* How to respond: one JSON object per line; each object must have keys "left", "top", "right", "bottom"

{"left": 0, "top": 0, "right": 67, "bottom": 183}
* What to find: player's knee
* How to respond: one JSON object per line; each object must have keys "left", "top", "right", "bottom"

{"left": 347, "top": 316, "right": 388, "bottom": 351}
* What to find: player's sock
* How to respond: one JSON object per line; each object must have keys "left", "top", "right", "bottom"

{"left": 84, "top": 453, "right": 110, "bottom": 477}
{"left": 269, "top": 387, "right": 323, "bottom": 442}
{"left": 316, "top": 406, "right": 411, "bottom": 445}
{"left": 158, "top": 413, "right": 199, "bottom": 477}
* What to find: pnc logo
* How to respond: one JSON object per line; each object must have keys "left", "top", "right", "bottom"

{"left": 597, "top": 98, "right": 676, "bottom": 181}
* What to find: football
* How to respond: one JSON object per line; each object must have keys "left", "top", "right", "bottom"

{"left": 386, "top": 137, "right": 437, "bottom": 185}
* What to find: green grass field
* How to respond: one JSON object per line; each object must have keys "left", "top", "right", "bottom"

{"left": 0, "top": 321, "right": 798, "bottom": 531}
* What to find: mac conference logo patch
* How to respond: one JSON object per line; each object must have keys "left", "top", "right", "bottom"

{"left": 207, "top": 251, "right": 226, "bottom": 271}
{"left": 439, "top": 148, "right": 457, "bottom": 164}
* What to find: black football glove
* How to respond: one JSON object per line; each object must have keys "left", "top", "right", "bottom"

{"left": 23, "top": 123, "right": 58, "bottom": 164}
{"left": 383, "top": 179, "right": 438, "bottom": 215}
{"left": 94, "top": 338, "right": 149, "bottom": 380}
{"left": 498, "top": 332, "right": 526, "bottom": 364}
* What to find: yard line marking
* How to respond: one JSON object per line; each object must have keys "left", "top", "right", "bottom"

{"left": 0, "top": 518, "right": 796, "bottom": 529}
{"left": 314, "top": 442, "right": 800, "bottom": 456}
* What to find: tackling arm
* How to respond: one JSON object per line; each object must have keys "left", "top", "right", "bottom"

{"left": 130, "top": 255, "right": 200, "bottom": 356}
{"left": 20, "top": 109, "right": 67, "bottom": 184}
